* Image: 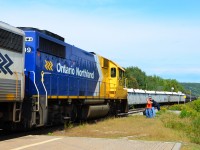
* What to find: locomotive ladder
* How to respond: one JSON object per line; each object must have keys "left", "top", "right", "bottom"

{"left": 41, "top": 71, "right": 51, "bottom": 108}
{"left": 13, "top": 102, "right": 22, "bottom": 122}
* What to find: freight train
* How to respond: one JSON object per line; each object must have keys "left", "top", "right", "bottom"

{"left": 127, "top": 89, "right": 186, "bottom": 107}
{"left": 0, "top": 22, "right": 128, "bottom": 130}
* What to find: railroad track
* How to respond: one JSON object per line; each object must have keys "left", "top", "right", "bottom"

{"left": 128, "top": 108, "right": 145, "bottom": 114}
{"left": 117, "top": 108, "right": 145, "bottom": 116}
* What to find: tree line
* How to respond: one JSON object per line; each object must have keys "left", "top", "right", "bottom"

{"left": 124, "top": 66, "right": 185, "bottom": 93}
{"left": 181, "top": 83, "right": 200, "bottom": 97}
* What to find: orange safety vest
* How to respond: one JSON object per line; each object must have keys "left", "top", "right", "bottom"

{"left": 146, "top": 100, "right": 152, "bottom": 108}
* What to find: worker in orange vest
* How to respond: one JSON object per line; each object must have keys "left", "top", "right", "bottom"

{"left": 145, "top": 95, "right": 153, "bottom": 118}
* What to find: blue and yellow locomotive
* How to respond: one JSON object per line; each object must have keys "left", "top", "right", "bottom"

{"left": 0, "top": 22, "right": 128, "bottom": 130}
{"left": 21, "top": 27, "right": 128, "bottom": 128}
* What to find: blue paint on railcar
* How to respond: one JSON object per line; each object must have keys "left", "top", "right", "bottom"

{"left": 23, "top": 29, "right": 100, "bottom": 97}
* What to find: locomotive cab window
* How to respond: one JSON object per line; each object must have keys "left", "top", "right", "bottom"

{"left": 111, "top": 68, "right": 116, "bottom": 78}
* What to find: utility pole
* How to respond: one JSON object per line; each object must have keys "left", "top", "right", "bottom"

{"left": 171, "top": 87, "right": 174, "bottom": 104}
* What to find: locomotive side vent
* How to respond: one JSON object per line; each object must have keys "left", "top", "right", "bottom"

{"left": 39, "top": 37, "right": 66, "bottom": 58}
{"left": 0, "top": 28, "right": 23, "bottom": 53}
{"left": 0, "top": 78, "right": 21, "bottom": 101}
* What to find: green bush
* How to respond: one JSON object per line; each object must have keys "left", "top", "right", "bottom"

{"left": 163, "top": 101, "right": 200, "bottom": 144}
{"left": 191, "top": 100, "right": 200, "bottom": 112}
{"left": 190, "top": 116, "right": 200, "bottom": 144}
{"left": 180, "top": 108, "right": 197, "bottom": 118}
{"left": 168, "top": 104, "right": 185, "bottom": 111}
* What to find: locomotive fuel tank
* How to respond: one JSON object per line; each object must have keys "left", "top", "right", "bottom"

{"left": 81, "top": 104, "right": 109, "bottom": 120}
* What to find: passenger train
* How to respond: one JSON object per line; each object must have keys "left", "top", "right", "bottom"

{"left": 0, "top": 22, "right": 128, "bottom": 130}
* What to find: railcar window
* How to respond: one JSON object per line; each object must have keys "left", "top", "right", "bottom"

{"left": 111, "top": 68, "right": 116, "bottom": 78}
{"left": 0, "top": 29, "right": 23, "bottom": 53}
{"left": 39, "top": 37, "right": 66, "bottom": 58}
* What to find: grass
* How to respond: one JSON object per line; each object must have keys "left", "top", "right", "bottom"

{"left": 59, "top": 116, "right": 189, "bottom": 142}
{"left": 168, "top": 99, "right": 200, "bottom": 144}
{"left": 52, "top": 99, "right": 200, "bottom": 150}
{"left": 52, "top": 115, "right": 199, "bottom": 149}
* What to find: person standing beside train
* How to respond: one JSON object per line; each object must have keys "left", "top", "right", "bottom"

{"left": 145, "top": 96, "right": 153, "bottom": 118}
{"left": 151, "top": 99, "right": 160, "bottom": 111}
{"left": 149, "top": 97, "right": 156, "bottom": 117}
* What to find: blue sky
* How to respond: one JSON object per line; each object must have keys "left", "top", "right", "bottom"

{"left": 1, "top": 0, "right": 200, "bottom": 83}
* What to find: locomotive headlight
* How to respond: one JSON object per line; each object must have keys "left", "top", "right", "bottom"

{"left": 25, "top": 37, "right": 33, "bottom": 41}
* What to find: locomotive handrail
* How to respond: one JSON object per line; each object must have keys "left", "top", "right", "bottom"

{"left": 41, "top": 71, "right": 51, "bottom": 108}
{"left": 30, "top": 71, "right": 40, "bottom": 111}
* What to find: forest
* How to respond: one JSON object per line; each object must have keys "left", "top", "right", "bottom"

{"left": 181, "top": 83, "right": 200, "bottom": 97}
{"left": 124, "top": 66, "right": 200, "bottom": 97}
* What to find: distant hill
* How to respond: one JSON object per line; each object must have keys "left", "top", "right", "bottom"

{"left": 181, "top": 83, "right": 200, "bottom": 97}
